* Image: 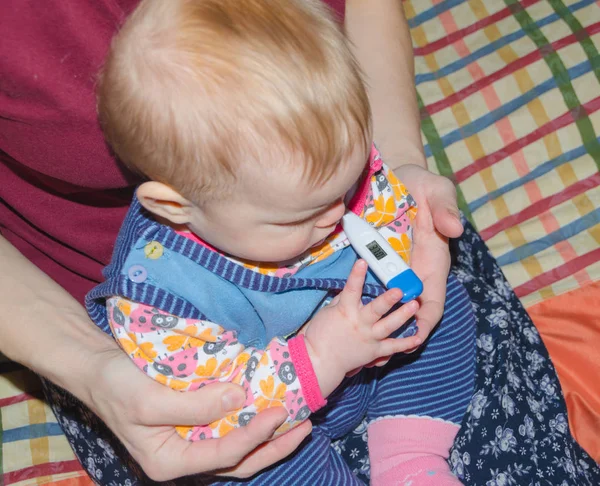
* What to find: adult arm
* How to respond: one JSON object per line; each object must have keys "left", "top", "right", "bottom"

{"left": 345, "top": 0, "right": 423, "bottom": 168}
{"left": 0, "top": 235, "right": 311, "bottom": 481}
{"left": 345, "top": 0, "right": 464, "bottom": 340}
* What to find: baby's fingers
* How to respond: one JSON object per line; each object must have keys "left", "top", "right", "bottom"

{"left": 339, "top": 260, "right": 369, "bottom": 307}
{"left": 372, "top": 299, "right": 420, "bottom": 340}
{"left": 363, "top": 288, "right": 404, "bottom": 325}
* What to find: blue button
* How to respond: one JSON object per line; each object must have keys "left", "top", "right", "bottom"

{"left": 127, "top": 265, "right": 148, "bottom": 283}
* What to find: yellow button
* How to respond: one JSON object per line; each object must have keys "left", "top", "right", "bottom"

{"left": 144, "top": 241, "right": 164, "bottom": 259}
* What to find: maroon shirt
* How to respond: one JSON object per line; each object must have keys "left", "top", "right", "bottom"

{"left": 0, "top": 0, "right": 345, "bottom": 304}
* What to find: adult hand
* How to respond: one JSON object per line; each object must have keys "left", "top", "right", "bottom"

{"left": 392, "top": 163, "right": 464, "bottom": 344}
{"left": 345, "top": 0, "right": 463, "bottom": 342}
{"left": 90, "top": 347, "right": 313, "bottom": 481}
{"left": 0, "top": 235, "right": 311, "bottom": 483}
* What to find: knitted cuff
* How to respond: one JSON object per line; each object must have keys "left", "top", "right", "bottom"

{"left": 288, "top": 335, "right": 327, "bottom": 412}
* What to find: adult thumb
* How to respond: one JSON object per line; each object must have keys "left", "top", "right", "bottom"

{"left": 138, "top": 381, "right": 246, "bottom": 426}
{"left": 429, "top": 181, "right": 464, "bottom": 239}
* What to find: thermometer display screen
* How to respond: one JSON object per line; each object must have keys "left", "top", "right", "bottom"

{"left": 366, "top": 240, "right": 387, "bottom": 260}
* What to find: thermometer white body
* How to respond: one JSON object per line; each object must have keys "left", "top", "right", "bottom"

{"left": 341, "top": 212, "right": 423, "bottom": 303}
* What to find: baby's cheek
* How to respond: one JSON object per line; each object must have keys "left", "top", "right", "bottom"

{"left": 250, "top": 231, "right": 307, "bottom": 262}
{"left": 281, "top": 231, "right": 313, "bottom": 258}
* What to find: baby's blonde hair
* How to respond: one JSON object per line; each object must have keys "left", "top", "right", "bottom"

{"left": 98, "top": 0, "right": 371, "bottom": 204}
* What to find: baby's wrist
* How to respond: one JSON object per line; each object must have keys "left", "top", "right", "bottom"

{"left": 302, "top": 335, "right": 345, "bottom": 398}
{"left": 288, "top": 336, "right": 328, "bottom": 412}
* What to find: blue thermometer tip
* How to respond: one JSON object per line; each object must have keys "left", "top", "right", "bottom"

{"left": 387, "top": 269, "right": 423, "bottom": 303}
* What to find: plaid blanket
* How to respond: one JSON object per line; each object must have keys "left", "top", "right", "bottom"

{"left": 2, "top": 0, "right": 599, "bottom": 483}
{"left": 0, "top": 358, "right": 92, "bottom": 485}
{"left": 412, "top": 0, "right": 600, "bottom": 308}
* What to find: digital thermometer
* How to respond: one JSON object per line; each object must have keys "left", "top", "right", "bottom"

{"left": 341, "top": 212, "right": 423, "bottom": 303}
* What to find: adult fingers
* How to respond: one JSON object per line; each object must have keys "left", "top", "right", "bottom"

{"left": 145, "top": 407, "right": 294, "bottom": 481}
{"left": 427, "top": 177, "right": 464, "bottom": 239}
{"left": 413, "top": 275, "right": 446, "bottom": 343}
{"left": 215, "top": 420, "right": 313, "bottom": 478}
{"left": 364, "top": 356, "right": 390, "bottom": 368}
{"left": 414, "top": 299, "right": 443, "bottom": 342}
{"left": 372, "top": 299, "right": 419, "bottom": 340}
{"left": 378, "top": 335, "right": 423, "bottom": 357}
{"left": 409, "top": 238, "right": 450, "bottom": 344}
{"left": 346, "top": 366, "right": 362, "bottom": 377}
{"left": 134, "top": 380, "right": 246, "bottom": 427}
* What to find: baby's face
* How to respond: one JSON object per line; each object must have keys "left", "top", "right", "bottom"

{"left": 186, "top": 145, "right": 369, "bottom": 263}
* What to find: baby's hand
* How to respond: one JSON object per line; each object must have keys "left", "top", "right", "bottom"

{"left": 303, "top": 260, "right": 421, "bottom": 397}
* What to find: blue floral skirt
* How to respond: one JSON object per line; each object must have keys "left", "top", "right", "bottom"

{"left": 43, "top": 221, "right": 600, "bottom": 485}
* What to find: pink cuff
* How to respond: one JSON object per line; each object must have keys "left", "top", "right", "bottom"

{"left": 288, "top": 335, "right": 327, "bottom": 412}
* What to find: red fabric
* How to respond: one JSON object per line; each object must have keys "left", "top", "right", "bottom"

{"left": 0, "top": 0, "right": 345, "bottom": 304}
{"left": 324, "top": 0, "right": 346, "bottom": 21}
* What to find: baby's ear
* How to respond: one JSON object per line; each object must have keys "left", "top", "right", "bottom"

{"left": 136, "top": 181, "right": 193, "bottom": 225}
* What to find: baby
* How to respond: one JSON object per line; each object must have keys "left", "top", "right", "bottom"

{"left": 88, "top": 0, "right": 476, "bottom": 484}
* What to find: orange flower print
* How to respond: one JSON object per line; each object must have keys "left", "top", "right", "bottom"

{"left": 407, "top": 205, "right": 418, "bottom": 221}
{"left": 117, "top": 337, "right": 138, "bottom": 356}
{"left": 116, "top": 299, "right": 132, "bottom": 317}
{"left": 242, "top": 261, "right": 280, "bottom": 276}
{"left": 236, "top": 352, "right": 251, "bottom": 367}
{"left": 166, "top": 377, "right": 190, "bottom": 391}
{"left": 309, "top": 241, "right": 336, "bottom": 264}
{"left": 138, "top": 341, "right": 157, "bottom": 360}
{"left": 176, "top": 425, "right": 193, "bottom": 439}
{"left": 196, "top": 357, "right": 218, "bottom": 377}
{"left": 154, "top": 373, "right": 189, "bottom": 391}
{"left": 366, "top": 194, "right": 397, "bottom": 227}
{"left": 210, "top": 413, "right": 239, "bottom": 437}
{"left": 387, "top": 170, "right": 409, "bottom": 201}
{"left": 216, "top": 358, "right": 233, "bottom": 377}
{"left": 162, "top": 335, "right": 190, "bottom": 351}
{"left": 253, "top": 376, "right": 286, "bottom": 413}
{"left": 162, "top": 334, "right": 205, "bottom": 352}
{"left": 181, "top": 323, "right": 224, "bottom": 338}
{"left": 117, "top": 337, "right": 155, "bottom": 363}
{"left": 388, "top": 233, "right": 412, "bottom": 264}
